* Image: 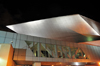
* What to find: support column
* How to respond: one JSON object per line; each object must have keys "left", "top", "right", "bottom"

{"left": 68, "top": 47, "right": 71, "bottom": 58}
{"left": 37, "top": 43, "right": 41, "bottom": 57}
{"left": 32, "top": 62, "right": 41, "bottom": 66}
{"left": 54, "top": 45, "right": 58, "bottom": 58}
{"left": 59, "top": 46, "right": 63, "bottom": 58}
{"left": 62, "top": 47, "right": 67, "bottom": 58}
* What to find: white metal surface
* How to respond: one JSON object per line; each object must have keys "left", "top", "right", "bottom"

{"left": 6, "top": 14, "right": 100, "bottom": 42}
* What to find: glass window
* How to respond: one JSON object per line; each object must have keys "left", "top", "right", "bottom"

{"left": 40, "top": 43, "right": 48, "bottom": 57}
{"left": 0, "top": 37, "right": 5, "bottom": 43}
{"left": 75, "top": 48, "right": 83, "bottom": 59}
{"left": 70, "top": 47, "right": 78, "bottom": 59}
{"left": 62, "top": 46, "right": 71, "bottom": 58}
{"left": 40, "top": 43, "right": 57, "bottom": 58}
{"left": 29, "top": 42, "right": 39, "bottom": 57}
{"left": 45, "top": 44, "right": 56, "bottom": 58}
{"left": 25, "top": 41, "right": 33, "bottom": 57}
{"left": 18, "top": 40, "right": 89, "bottom": 59}
{"left": 81, "top": 49, "right": 89, "bottom": 59}
{"left": 0, "top": 31, "right": 6, "bottom": 37}
{"left": 6, "top": 32, "right": 14, "bottom": 38}
{"left": 57, "top": 45, "right": 63, "bottom": 58}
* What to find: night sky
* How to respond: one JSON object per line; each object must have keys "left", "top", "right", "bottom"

{"left": 0, "top": 1, "right": 100, "bottom": 32}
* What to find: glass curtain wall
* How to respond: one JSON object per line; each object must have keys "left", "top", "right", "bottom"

{"left": 62, "top": 46, "right": 71, "bottom": 58}
{"left": 25, "top": 41, "right": 89, "bottom": 59}
{"left": 40, "top": 43, "right": 57, "bottom": 58}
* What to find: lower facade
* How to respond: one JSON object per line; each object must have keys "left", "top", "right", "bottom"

{"left": 0, "top": 44, "right": 100, "bottom": 66}
{"left": 0, "top": 30, "right": 100, "bottom": 66}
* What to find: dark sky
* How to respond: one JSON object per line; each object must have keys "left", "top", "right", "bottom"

{"left": 0, "top": 1, "right": 100, "bottom": 32}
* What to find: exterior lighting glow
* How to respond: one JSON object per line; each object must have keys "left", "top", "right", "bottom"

{"left": 34, "top": 53, "right": 36, "bottom": 56}
{"left": 0, "top": 58, "right": 6, "bottom": 66}
{"left": 0, "top": 58, "right": 5, "bottom": 62}
{"left": 52, "top": 65, "right": 54, "bottom": 66}
{"left": 0, "top": 58, "right": 2, "bottom": 62}
{"left": 87, "top": 36, "right": 93, "bottom": 41}
{"left": 98, "top": 62, "right": 100, "bottom": 65}
{"left": 84, "top": 55, "right": 85, "bottom": 57}
{"left": 74, "top": 62, "right": 79, "bottom": 65}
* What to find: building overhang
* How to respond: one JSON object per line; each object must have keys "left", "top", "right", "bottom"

{"left": 6, "top": 14, "right": 100, "bottom": 43}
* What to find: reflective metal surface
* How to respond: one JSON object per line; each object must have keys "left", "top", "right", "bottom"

{"left": 78, "top": 40, "right": 100, "bottom": 46}
{"left": 6, "top": 14, "right": 100, "bottom": 43}
{"left": 81, "top": 15, "right": 100, "bottom": 35}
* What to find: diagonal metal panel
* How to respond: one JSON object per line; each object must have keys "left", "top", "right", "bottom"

{"left": 6, "top": 14, "right": 100, "bottom": 43}
{"left": 81, "top": 15, "right": 100, "bottom": 35}
{"left": 78, "top": 40, "right": 100, "bottom": 46}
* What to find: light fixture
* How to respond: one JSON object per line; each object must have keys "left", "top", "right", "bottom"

{"left": 60, "top": 62, "right": 62, "bottom": 64}
{"left": 0, "top": 58, "right": 2, "bottom": 62}
{"left": 98, "top": 62, "right": 100, "bottom": 65}
{"left": 74, "top": 62, "right": 79, "bottom": 65}
{"left": 84, "top": 55, "right": 86, "bottom": 57}
{"left": 0, "top": 58, "right": 6, "bottom": 64}
{"left": 87, "top": 36, "right": 93, "bottom": 41}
